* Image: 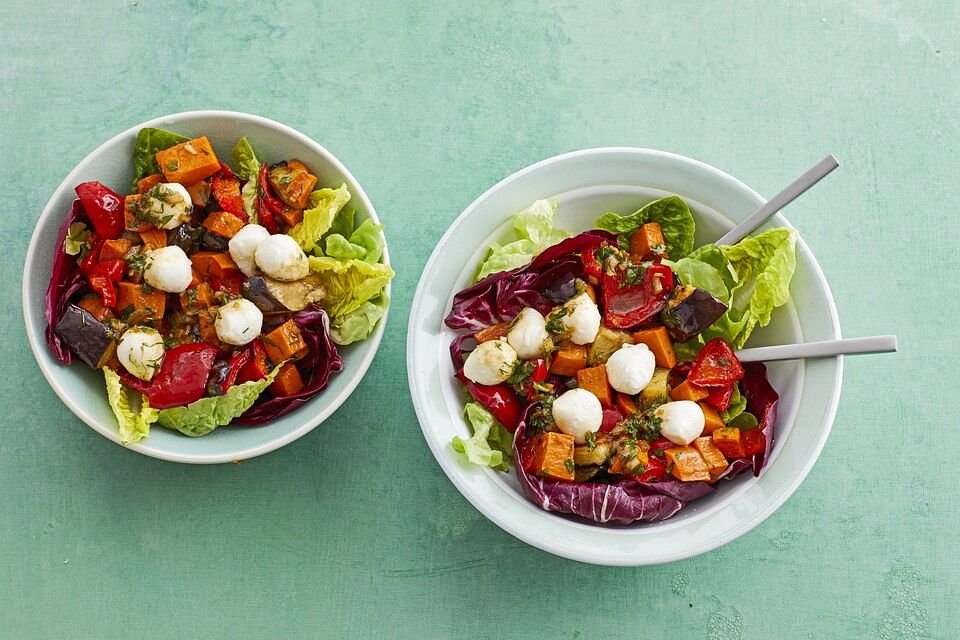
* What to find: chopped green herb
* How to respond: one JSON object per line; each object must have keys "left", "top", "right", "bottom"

{"left": 545, "top": 307, "right": 567, "bottom": 335}
{"left": 564, "top": 459, "right": 575, "bottom": 474}
{"left": 166, "top": 161, "right": 179, "bottom": 171}
{"left": 585, "top": 430, "right": 597, "bottom": 451}
{"left": 507, "top": 360, "right": 536, "bottom": 385}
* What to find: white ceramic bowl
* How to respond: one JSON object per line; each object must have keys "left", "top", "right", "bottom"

{"left": 407, "top": 148, "right": 841, "bottom": 565}
{"left": 23, "top": 110, "right": 390, "bottom": 463}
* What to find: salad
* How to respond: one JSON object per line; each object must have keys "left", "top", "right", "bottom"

{"left": 445, "top": 197, "right": 794, "bottom": 523}
{"left": 46, "top": 128, "right": 393, "bottom": 444}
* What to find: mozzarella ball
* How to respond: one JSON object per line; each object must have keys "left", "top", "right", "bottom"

{"left": 656, "top": 400, "right": 706, "bottom": 446}
{"left": 228, "top": 224, "right": 270, "bottom": 277}
{"left": 506, "top": 308, "right": 552, "bottom": 360}
{"left": 117, "top": 326, "right": 165, "bottom": 381}
{"left": 143, "top": 245, "right": 193, "bottom": 293}
{"left": 562, "top": 293, "right": 601, "bottom": 345}
{"left": 463, "top": 339, "right": 517, "bottom": 386}
{"left": 215, "top": 299, "right": 264, "bottom": 346}
{"left": 255, "top": 234, "right": 309, "bottom": 281}
{"left": 606, "top": 343, "right": 657, "bottom": 395}
{"left": 140, "top": 183, "right": 193, "bottom": 230}
{"left": 552, "top": 388, "right": 603, "bottom": 444}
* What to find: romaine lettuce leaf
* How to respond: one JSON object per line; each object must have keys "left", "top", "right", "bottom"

{"left": 347, "top": 219, "right": 386, "bottom": 263}
{"left": 327, "top": 206, "right": 356, "bottom": 240}
{"left": 473, "top": 199, "right": 569, "bottom": 281}
{"left": 307, "top": 256, "right": 394, "bottom": 317}
{"left": 64, "top": 222, "right": 91, "bottom": 257}
{"left": 132, "top": 128, "right": 189, "bottom": 188}
{"left": 104, "top": 368, "right": 159, "bottom": 445}
{"left": 289, "top": 185, "right": 351, "bottom": 254}
{"left": 329, "top": 293, "right": 389, "bottom": 345}
{"left": 595, "top": 195, "right": 696, "bottom": 258}
{"left": 155, "top": 366, "right": 280, "bottom": 437}
{"left": 231, "top": 137, "right": 261, "bottom": 223}
{"left": 324, "top": 234, "right": 367, "bottom": 260}
{"left": 451, "top": 402, "right": 513, "bottom": 471}
{"left": 720, "top": 383, "right": 747, "bottom": 422}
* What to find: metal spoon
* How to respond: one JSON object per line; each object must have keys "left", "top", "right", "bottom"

{"left": 735, "top": 335, "right": 898, "bottom": 363}
{"left": 716, "top": 154, "right": 839, "bottom": 246}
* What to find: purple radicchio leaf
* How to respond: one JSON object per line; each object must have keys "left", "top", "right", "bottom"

{"left": 234, "top": 306, "right": 344, "bottom": 425}
{"left": 444, "top": 230, "right": 617, "bottom": 332}
{"left": 739, "top": 361, "right": 779, "bottom": 476}
{"left": 45, "top": 199, "right": 89, "bottom": 364}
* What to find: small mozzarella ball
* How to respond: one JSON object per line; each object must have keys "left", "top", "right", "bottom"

{"left": 255, "top": 234, "right": 309, "bottom": 281}
{"left": 215, "top": 299, "right": 264, "bottom": 346}
{"left": 228, "top": 224, "right": 270, "bottom": 277}
{"left": 143, "top": 245, "right": 193, "bottom": 293}
{"left": 463, "top": 339, "right": 517, "bottom": 386}
{"left": 506, "top": 308, "right": 552, "bottom": 360}
{"left": 117, "top": 326, "right": 165, "bottom": 381}
{"left": 552, "top": 388, "right": 603, "bottom": 444}
{"left": 140, "top": 183, "right": 193, "bottom": 230}
{"left": 656, "top": 400, "right": 706, "bottom": 446}
{"left": 606, "top": 343, "right": 657, "bottom": 395}
{"left": 562, "top": 293, "right": 601, "bottom": 345}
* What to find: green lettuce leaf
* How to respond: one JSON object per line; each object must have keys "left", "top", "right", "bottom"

{"left": 64, "top": 222, "right": 92, "bottom": 257}
{"left": 327, "top": 206, "right": 356, "bottom": 240}
{"left": 155, "top": 366, "right": 280, "bottom": 437}
{"left": 132, "top": 128, "right": 189, "bottom": 188}
{"left": 451, "top": 402, "right": 514, "bottom": 471}
{"left": 667, "top": 257, "right": 728, "bottom": 301}
{"left": 474, "top": 199, "right": 569, "bottom": 281}
{"left": 307, "top": 255, "right": 395, "bottom": 317}
{"left": 289, "top": 185, "right": 351, "bottom": 254}
{"left": 595, "top": 195, "right": 696, "bottom": 258}
{"left": 325, "top": 234, "right": 367, "bottom": 260}
{"left": 330, "top": 293, "right": 389, "bottom": 345}
{"left": 104, "top": 368, "right": 159, "bottom": 445}
{"left": 347, "top": 219, "right": 386, "bottom": 263}
{"left": 719, "top": 384, "right": 747, "bottom": 423}
{"left": 231, "top": 137, "right": 261, "bottom": 223}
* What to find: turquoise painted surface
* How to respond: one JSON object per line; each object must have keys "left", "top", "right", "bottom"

{"left": 2, "top": 1, "right": 957, "bottom": 637}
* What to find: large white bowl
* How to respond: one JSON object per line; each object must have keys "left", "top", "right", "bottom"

{"left": 407, "top": 148, "right": 841, "bottom": 565}
{"left": 23, "top": 110, "right": 390, "bottom": 464}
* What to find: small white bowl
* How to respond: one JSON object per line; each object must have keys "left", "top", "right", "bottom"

{"left": 23, "top": 110, "right": 390, "bottom": 463}
{"left": 407, "top": 148, "right": 841, "bottom": 565}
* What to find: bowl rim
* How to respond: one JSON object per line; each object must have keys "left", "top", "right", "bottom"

{"left": 406, "top": 146, "right": 842, "bottom": 564}
{"left": 22, "top": 109, "right": 391, "bottom": 464}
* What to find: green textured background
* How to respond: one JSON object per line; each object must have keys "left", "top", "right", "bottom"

{"left": 3, "top": 1, "right": 956, "bottom": 638}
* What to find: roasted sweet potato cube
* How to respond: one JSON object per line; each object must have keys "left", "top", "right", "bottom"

{"left": 473, "top": 321, "right": 511, "bottom": 344}
{"left": 549, "top": 344, "right": 587, "bottom": 377}
{"left": 630, "top": 221, "right": 668, "bottom": 260}
{"left": 179, "top": 282, "right": 213, "bottom": 314}
{"left": 631, "top": 326, "right": 677, "bottom": 369}
{"left": 77, "top": 294, "right": 113, "bottom": 321}
{"left": 712, "top": 427, "right": 745, "bottom": 459}
{"left": 139, "top": 228, "right": 167, "bottom": 251}
{"left": 577, "top": 364, "right": 613, "bottom": 408}
{"left": 665, "top": 446, "right": 710, "bottom": 482}
{"left": 698, "top": 402, "right": 725, "bottom": 435}
{"left": 185, "top": 180, "right": 211, "bottom": 208}
{"left": 191, "top": 251, "right": 240, "bottom": 279}
{"left": 155, "top": 136, "right": 221, "bottom": 185}
{"left": 136, "top": 173, "right": 164, "bottom": 194}
{"left": 100, "top": 238, "right": 132, "bottom": 262}
{"left": 277, "top": 206, "right": 304, "bottom": 228}
{"left": 268, "top": 160, "right": 318, "bottom": 209}
{"left": 124, "top": 195, "right": 151, "bottom": 232}
{"left": 117, "top": 282, "right": 166, "bottom": 323}
{"left": 197, "top": 308, "right": 221, "bottom": 345}
{"left": 269, "top": 362, "right": 304, "bottom": 397}
{"left": 669, "top": 379, "right": 709, "bottom": 402}
{"left": 692, "top": 436, "right": 728, "bottom": 475}
{"left": 202, "top": 211, "right": 246, "bottom": 239}
{"left": 262, "top": 319, "right": 308, "bottom": 364}
{"left": 531, "top": 431, "right": 575, "bottom": 481}
{"left": 615, "top": 393, "right": 638, "bottom": 417}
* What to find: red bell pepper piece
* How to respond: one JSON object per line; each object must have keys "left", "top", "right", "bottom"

{"left": 704, "top": 384, "right": 735, "bottom": 411}
{"left": 519, "top": 437, "right": 539, "bottom": 473}
{"left": 214, "top": 350, "right": 251, "bottom": 395}
{"left": 146, "top": 343, "right": 219, "bottom": 408}
{"left": 86, "top": 259, "right": 125, "bottom": 308}
{"left": 216, "top": 160, "right": 237, "bottom": 180}
{"left": 522, "top": 358, "right": 549, "bottom": 400}
{"left": 648, "top": 437, "right": 674, "bottom": 461}
{"left": 255, "top": 195, "right": 279, "bottom": 234}
{"left": 258, "top": 164, "right": 285, "bottom": 213}
{"left": 211, "top": 175, "right": 247, "bottom": 220}
{"left": 599, "top": 407, "right": 623, "bottom": 433}
{"left": 635, "top": 457, "right": 667, "bottom": 482}
{"left": 210, "top": 272, "right": 245, "bottom": 297}
{"left": 581, "top": 245, "right": 604, "bottom": 281}
{"left": 75, "top": 181, "right": 124, "bottom": 239}
{"left": 456, "top": 370, "right": 523, "bottom": 432}
{"left": 741, "top": 428, "right": 765, "bottom": 457}
{"left": 236, "top": 339, "right": 270, "bottom": 384}
{"left": 601, "top": 262, "right": 674, "bottom": 329}
{"left": 688, "top": 338, "right": 744, "bottom": 388}
{"left": 78, "top": 236, "right": 103, "bottom": 274}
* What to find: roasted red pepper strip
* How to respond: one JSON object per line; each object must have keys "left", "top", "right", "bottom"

{"left": 210, "top": 272, "right": 245, "bottom": 296}
{"left": 217, "top": 350, "right": 251, "bottom": 394}
{"left": 580, "top": 245, "right": 603, "bottom": 281}
{"left": 741, "top": 428, "right": 765, "bottom": 457}
{"left": 704, "top": 384, "right": 735, "bottom": 411}
{"left": 258, "top": 163, "right": 285, "bottom": 214}
{"left": 255, "top": 194, "right": 279, "bottom": 234}
{"left": 86, "top": 259, "right": 125, "bottom": 308}
{"left": 146, "top": 343, "right": 219, "bottom": 409}
{"left": 599, "top": 407, "right": 623, "bottom": 433}
{"left": 456, "top": 369, "right": 523, "bottom": 432}
{"left": 216, "top": 160, "right": 237, "bottom": 180}
{"left": 78, "top": 236, "right": 103, "bottom": 274}
{"left": 522, "top": 358, "right": 549, "bottom": 400}
{"left": 648, "top": 437, "right": 674, "bottom": 461}
{"left": 75, "top": 182, "right": 124, "bottom": 239}
{"left": 601, "top": 262, "right": 675, "bottom": 329}
{"left": 236, "top": 339, "right": 270, "bottom": 384}
{"left": 688, "top": 338, "right": 744, "bottom": 388}
{"left": 211, "top": 175, "right": 247, "bottom": 220}
{"left": 634, "top": 457, "right": 667, "bottom": 482}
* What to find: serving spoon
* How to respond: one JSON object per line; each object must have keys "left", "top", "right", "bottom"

{"left": 735, "top": 335, "right": 898, "bottom": 362}
{"left": 715, "top": 154, "right": 839, "bottom": 246}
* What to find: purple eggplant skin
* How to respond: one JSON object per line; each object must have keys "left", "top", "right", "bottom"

{"left": 200, "top": 229, "right": 230, "bottom": 252}
{"left": 53, "top": 304, "right": 117, "bottom": 369}
{"left": 170, "top": 223, "right": 202, "bottom": 254}
{"left": 660, "top": 286, "right": 728, "bottom": 343}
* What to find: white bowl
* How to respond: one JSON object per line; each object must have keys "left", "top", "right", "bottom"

{"left": 407, "top": 148, "right": 841, "bottom": 565}
{"left": 23, "top": 110, "right": 390, "bottom": 464}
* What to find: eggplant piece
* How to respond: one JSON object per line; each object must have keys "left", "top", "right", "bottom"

{"left": 53, "top": 304, "right": 117, "bottom": 369}
{"left": 200, "top": 229, "right": 230, "bottom": 252}
{"left": 660, "top": 285, "right": 728, "bottom": 342}
{"left": 170, "top": 223, "right": 202, "bottom": 254}
{"left": 587, "top": 326, "right": 635, "bottom": 366}
{"left": 242, "top": 274, "right": 325, "bottom": 313}
{"left": 205, "top": 359, "right": 231, "bottom": 396}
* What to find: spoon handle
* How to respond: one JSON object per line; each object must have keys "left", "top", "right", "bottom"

{"left": 735, "top": 335, "right": 898, "bottom": 363}
{"left": 716, "top": 154, "right": 839, "bottom": 246}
